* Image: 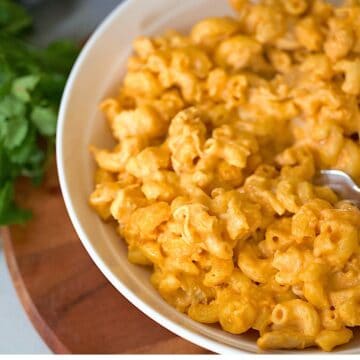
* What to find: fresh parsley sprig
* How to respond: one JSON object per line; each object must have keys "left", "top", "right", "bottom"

{"left": 0, "top": 0, "right": 79, "bottom": 225}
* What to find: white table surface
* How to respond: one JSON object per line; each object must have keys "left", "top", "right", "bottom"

{"left": 0, "top": 0, "right": 121, "bottom": 353}
{"left": 0, "top": 242, "right": 51, "bottom": 354}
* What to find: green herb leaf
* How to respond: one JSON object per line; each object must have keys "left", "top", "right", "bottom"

{"left": 8, "top": 128, "right": 38, "bottom": 165}
{"left": 0, "top": 0, "right": 32, "bottom": 36}
{"left": 0, "top": 205, "right": 32, "bottom": 225}
{"left": 0, "top": 181, "right": 32, "bottom": 225}
{"left": 3, "top": 116, "right": 29, "bottom": 150}
{"left": 12, "top": 74, "right": 39, "bottom": 102}
{"left": 0, "top": 95, "right": 26, "bottom": 117}
{"left": 0, "top": 144, "right": 17, "bottom": 183}
{"left": 0, "top": 0, "right": 79, "bottom": 225}
{"left": 37, "top": 40, "right": 79, "bottom": 74}
{"left": 31, "top": 105, "right": 57, "bottom": 136}
{"left": 0, "top": 55, "right": 14, "bottom": 96}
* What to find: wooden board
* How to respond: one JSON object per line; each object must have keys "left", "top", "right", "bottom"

{"left": 2, "top": 162, "right": 209, "bottom": 354}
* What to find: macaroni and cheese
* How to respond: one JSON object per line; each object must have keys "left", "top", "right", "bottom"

{"left": 90, "top": 0, "right": 360, "bottom": 351}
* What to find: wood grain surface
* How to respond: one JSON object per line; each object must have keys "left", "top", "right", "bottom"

{"left": 2, "top": 162, "right": 209, "bottom": 354}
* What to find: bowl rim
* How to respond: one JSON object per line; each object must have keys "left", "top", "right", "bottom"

{"left": 56, "top": 0, "right": 245, "bottom": 354}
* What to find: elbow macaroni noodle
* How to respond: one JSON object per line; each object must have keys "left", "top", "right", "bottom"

{"left": 90, "top": 0, "right": 360, "bottom": 351}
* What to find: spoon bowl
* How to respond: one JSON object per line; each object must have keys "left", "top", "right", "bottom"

{"left": 314, "top": 170, "right": 360, "bottom": 207}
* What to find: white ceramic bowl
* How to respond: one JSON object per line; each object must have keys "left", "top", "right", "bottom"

{"left": 57, "top": 0, "right": 358, "bottom": 354}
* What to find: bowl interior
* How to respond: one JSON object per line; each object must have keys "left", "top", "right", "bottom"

{"left": 57, "top": 0, "right": 358, "bottom": 354}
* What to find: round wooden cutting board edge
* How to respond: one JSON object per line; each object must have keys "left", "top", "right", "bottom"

{"left": 0, "top": 164, "right": 209, "bottom": 354}
{"left": 2, "top": 227, "right": 70, "bottom": 354}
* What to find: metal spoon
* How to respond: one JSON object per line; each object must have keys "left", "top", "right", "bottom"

{"left": 314, "top": 169, "right": 360, "bottom": 207}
